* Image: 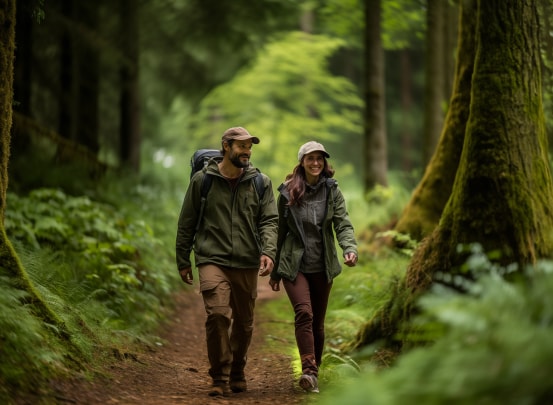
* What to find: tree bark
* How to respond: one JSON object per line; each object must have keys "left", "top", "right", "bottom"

{"left": 76, "top": 1, "right": 100, "bottom": 153}
{"left": 58, "top": 0, "right": 77, "bottom": 142}
{"left": 354, "top": 0, "right": 553, "bottom": 350}
{"left": 0, "top": 0, "right": 16, "bottom": 217}
{"left": 11, "top": 0, "right": 34, "bottom": 154}
{"left": 422, "top": 0, "right": 446, "bottom": 167}
{"left": 422, "top": 0, "right": 553, "bottom": 271}
{"left": 119, "top": 0, "right": 141, "bottom": 172}
{"left": 395, "top": 0, "right": 475, "bottom": 241}
{"left": 399, "top": 49, "right": 414, "bottom": 172}
{"left": 363, "top": 0, "right": 387, "bottom": 191}
{"left": 442, "top": 1, "right": 458, "bottom": 104}
{"left": 0, "top": 0, "right": 77, "bottom": 346}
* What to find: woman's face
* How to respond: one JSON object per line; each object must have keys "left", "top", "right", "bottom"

{"left": 302, "top": 152, "right": 325, "bottom": 182}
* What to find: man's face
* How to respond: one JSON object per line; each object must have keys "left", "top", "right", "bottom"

{"left": 228, "top": 140, "right": 253, "bottom": 168}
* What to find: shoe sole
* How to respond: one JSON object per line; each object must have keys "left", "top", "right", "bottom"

{"left": 299, "top": 375, "right": 318, "bottom": 392}
{"left": 208, "top": 386, "right": 230, "bottom": 396}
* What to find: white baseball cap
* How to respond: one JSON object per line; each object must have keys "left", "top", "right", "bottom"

{"left": 297, "top": 141, "right": 330, "bottom": 162}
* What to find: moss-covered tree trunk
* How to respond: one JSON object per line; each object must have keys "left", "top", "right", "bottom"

{"left": 394, "top": 0, "right": 476, "bottom": 241}
{"left": 0, "top": 0, "right": 73, "bottom": 342}
{"left": 354, "top": 0, "right": 553, "bottom": 350}
{"left": 421, "top": 0, "right": 446, "bottom": 167}
{"left": 423, "top": 0, "right": 553, "bottom": 270}
{"left": 0, "top": 0, "right": 15, "bottom": 214}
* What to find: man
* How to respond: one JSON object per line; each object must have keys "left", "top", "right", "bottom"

{"left": 176, "top": 127, "right": 278, "bottom": 397}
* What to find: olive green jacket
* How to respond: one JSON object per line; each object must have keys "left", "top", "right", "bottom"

{"left": 270, "top": 178, "right": 357, "bottom": 283}
{"left": 176, "top": 160, "right": 278, "bottom": 270}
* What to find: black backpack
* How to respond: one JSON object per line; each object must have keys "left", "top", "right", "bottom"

{"left": 190, "top": 149, "right": 266, "bottom": 231}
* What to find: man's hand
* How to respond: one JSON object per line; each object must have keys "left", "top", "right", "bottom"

{"left": 179, "top": 267, "right": 193, "bottom": 285}
{"left": 258, "top": 255, "right": 274, "bottom": 277}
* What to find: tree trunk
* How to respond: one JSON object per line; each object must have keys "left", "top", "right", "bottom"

{"left": 119, "top": 0, "right": 141, "bottom": 172}
{"left": 363, "top": 0, "right": 387, "bottom": 191}
{"left": 11, "top": 0, "right": 34, "bottom": 154}
{"left": 442, "top": 1, "right": 458, "bottom": 104}
{"left": 415, "top": 0, "right": 553, "bottom": 273}
{"left": 0, "top": 0, "right": 16, "bottom": 214}
{"left": 58, "top": 0, "right": 77, "bottom": 142}
{"left": 395, "top": 0, "right": 475, "bottom": 241}
{"left": 399, "top": 49, "right": 414, "bottom": 172}
{"left": 539, "top": 0, "right": 553, "bottom": 150}
{"left": 0, "top": 0, "right": 77, "bottom": 346}
{"left": 76, "top": 1, "right": 100, "bottom": 153}
{"left": 422, "top": 0, "right": 445, "bottom": 167}
{"left": 354, "top": 0, "right": 553, "bottom": 350}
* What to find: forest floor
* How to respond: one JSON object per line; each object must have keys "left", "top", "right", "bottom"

{"left": 26, "top": 283, "right": 311, "bottom": 405}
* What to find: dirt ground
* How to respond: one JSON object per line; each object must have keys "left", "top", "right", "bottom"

{"left": 35, "top": 283, "right": 310, "bottom": 404}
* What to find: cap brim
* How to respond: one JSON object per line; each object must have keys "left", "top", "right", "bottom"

{"left": 306, "top": 149, "right": 330, "bottom": 158}
{"left": 227, "top": 135, "right": 260, "bottom": 144}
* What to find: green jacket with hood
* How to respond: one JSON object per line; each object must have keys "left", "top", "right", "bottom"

{"left": 176, "top": 160, "right": 278, "bottom": 270}
{"left": 270, "top": 177, "right": 357, "bottom": 283}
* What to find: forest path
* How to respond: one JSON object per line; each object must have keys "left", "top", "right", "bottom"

{"left": 47, "top": 283, "right": 308, "bottom": 405}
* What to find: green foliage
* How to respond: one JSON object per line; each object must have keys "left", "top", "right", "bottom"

{"left": 318, "top": 257, "right": 553, "bottom": 404}
{"left": 1, "top": 180, "right": 183, "bottom": 401}
{"left": 362, "top": 175, "right": 413, "bottom": 227}
{"left": 317, "top": 0, "right": 363, "bottom": 47}
{"left": 324, "top": 254, "right": 408, "bottom": 352}
{"left": 317, "top": 0, "right": 426, "bottom": 50}
{"left": 6, "top": 189, "right": 164, "bottom": 310}
{"left": 0, "top": 276, "right": 65, "bottom": 397}
{"left": 376, "top": 230, "right": 419, "bottom": 257}
{"left": 182, "top": 31, "right": 363, "bottom": 185}
{"left": 381, "top": 0, "right": 426, "bottom": 50}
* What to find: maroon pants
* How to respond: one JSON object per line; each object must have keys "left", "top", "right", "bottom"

{"left": 283, "top": 271, "right": 332, "bottom": 376}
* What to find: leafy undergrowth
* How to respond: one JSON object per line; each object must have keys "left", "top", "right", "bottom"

{"left": 317, "top": 256, "right": 553, "bottom": 404}
{"left": 1, "top": 185, "right": 183, "bottom": 403}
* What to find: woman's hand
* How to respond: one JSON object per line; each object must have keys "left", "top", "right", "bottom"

{"left": 269, "top": 278, "right": 280, "bottom": 291}
{"left": 344, "top": 252, "right": 358, "bottom": 267}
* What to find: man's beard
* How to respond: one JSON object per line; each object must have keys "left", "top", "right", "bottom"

{"left": 230, "top": 154, "right": 250, "bottom": 168}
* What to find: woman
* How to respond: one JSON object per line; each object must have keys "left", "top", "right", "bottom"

{"left": 269, "top": 141, "right": 358, "bottom": 394}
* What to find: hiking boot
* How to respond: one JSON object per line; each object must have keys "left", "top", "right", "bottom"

{"left": 208, "top": 381, "right": 230, "bottom": 397}
{"left": 230, "top": 379, "right": 247, "bottom": 393}
{"left": 299, "top": 374, "right": 319, "bottom": 393}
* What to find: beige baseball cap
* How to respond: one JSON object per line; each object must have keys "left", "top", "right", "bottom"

{"left": 298, "top": 141, "right": 330, "bottom": 162}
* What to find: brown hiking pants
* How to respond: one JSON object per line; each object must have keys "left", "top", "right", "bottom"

{"left": 198, "top": 264, "right": 258, "bottom": 383}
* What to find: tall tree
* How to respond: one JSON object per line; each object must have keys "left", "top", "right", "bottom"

{"left": 422, "top": 0, "right": 446, "bottom": 167}
{"left": 75, "top": 1, "right": 100, "bottom": 153}
{"left": 354, "top": 0, "right": 553, "bottom": 349}
{"left": 58, "top": 0, "right": 77, "bottom": 143}
{"left": 0, "top": 0, "right": 16, "bottom": 214}
{"left": 119, "top": 0, "right": 141, "bottom": 172}
{"left": 395, "top": 0, "right": 475, "bottom": 241}
{"left": 363, "top": 0, "right": 388, "bottom": 190}
{"left": 399, "top": 49, "right": 414, "bottom": 172}
{"left": 442, "top": 0, "right": 458, "bottom": 103}
{"left": 11, "top": 0, "right": 34, "bottom": 154}
{"left": 1, "top": 0, "right": 74, "bottom": 343}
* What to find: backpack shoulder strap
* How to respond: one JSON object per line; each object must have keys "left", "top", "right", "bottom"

{"left": 252, "top": 171, "right": 265, "bottom": 201}
{"left": 201, "top": 172, "right": 213, "bottom": 199}
{"left": 196, "top": 173, "right": 213, "bottom": 231}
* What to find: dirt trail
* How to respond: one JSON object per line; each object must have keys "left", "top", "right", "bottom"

{"left": 45, "top": 283, "right": 307, "bottom": 405}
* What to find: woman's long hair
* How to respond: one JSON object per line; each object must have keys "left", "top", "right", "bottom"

{"left": 284, "top": 157, "right": 335, "bottom": 206}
